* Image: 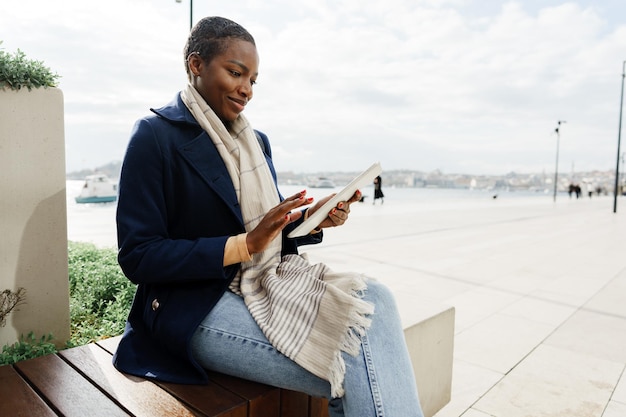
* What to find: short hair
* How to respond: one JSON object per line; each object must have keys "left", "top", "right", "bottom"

{"left": 183, "top": 16, "right": 255, "bottom": 76}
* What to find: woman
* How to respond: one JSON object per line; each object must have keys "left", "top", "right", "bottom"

{"left": 373, "top": 175, "right": 384, "bottom": 204}
{"left": 113, "top": 16, "right": 423, "bottom": 417}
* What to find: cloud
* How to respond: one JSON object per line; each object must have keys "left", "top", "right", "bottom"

{"left": 1, "top": 0, "right": 625, "bottom": 175}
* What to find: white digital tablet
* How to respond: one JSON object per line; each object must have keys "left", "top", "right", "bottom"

{"left": 287, "top": 162, "right": 382, "bottom": 238}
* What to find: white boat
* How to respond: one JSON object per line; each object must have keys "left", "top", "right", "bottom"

{"left": 75, "top": 174, "right": 117, "bottom": 204}
{"left": 309, "top": 177, "right": 336, "bottom": 188}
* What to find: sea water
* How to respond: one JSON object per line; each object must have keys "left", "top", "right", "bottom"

{"left": 66, "top": 180, "right": 551, "bottom": 248}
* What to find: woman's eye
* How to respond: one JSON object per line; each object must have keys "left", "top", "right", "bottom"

{"left": 230, "top": 70, "right": 241, "bottom": 77}
{"left": 251, "top": 79, "right": 257, "bottom": 86}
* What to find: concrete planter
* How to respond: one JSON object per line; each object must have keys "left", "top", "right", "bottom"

{"left": 0, "top": 87, "right": 70, "bottom": 348}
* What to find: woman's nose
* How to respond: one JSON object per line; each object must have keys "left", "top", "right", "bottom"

{"left": 240, "top": 80, "right": 253, "bottom": 99}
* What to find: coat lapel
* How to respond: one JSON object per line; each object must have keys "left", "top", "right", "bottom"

{"left": 176, "top": 133, "right": 244, "bottom": 225}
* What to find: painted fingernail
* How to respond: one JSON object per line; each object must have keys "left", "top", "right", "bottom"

{"left": 338, "top": 202, "right": 344, "bottom": 209}
{"left": 331, "top": 208, "right": 336, "bottom": 214}
{"left": 307, "top": 197, "right": 314, "bottom": 203}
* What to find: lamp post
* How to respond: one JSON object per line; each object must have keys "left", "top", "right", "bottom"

{"left": 175, "top": 0, "right": 193, "bottom": 30}
{"left": 613, "top": 60, "right": 625, "bottom": 213}
{"left": 553, "top": 120, "right": 566, "bottom": 202}
{"left": 622, "top": 152, "right": 625, "bottom": 194}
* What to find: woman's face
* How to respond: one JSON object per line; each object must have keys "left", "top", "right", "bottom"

{"left": 190, "top": 39, "right": 259, "bottom": 123}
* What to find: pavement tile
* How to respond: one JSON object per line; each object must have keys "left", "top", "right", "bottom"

{"left": 488, "top": 269, "right": 557, "bottom": 295}
{"left": 445, "top": 287, "right": 523, "bottom": 333}
{"left": 454, "top": 313, "right": 555, "bottom": 374}
{"left": 473, "top": 344, "right": 622, "bottom": 417}
{"left": 603, "top": 400, "right": 626, "bottom": 417}
{"left": 432, "top": 360, "right": 503, "bottom": 417}
{"left": 544, "top": 309, "right": 626, "bottom": 364}
{"left": 583, "top": 269, "right": 626, "bottom": 318}
{"left": 612, "top": 371, "right": 626, "bottom": 404}
{"left": 498, "top": 294, "right": 577, "bottom": 327}
{"left": 457, "top": 409, "right": 493, "bottom": 417}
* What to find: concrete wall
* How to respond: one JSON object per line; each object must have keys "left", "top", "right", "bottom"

{"left": 0, "top": 87, "right": 70, "bottom": 348}
{"left": 404, "top": 305, "right": 455, "bottom": 417}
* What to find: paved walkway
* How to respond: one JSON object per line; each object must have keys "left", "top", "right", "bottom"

{"left": 304, "top": 193, "right": 626, "bottom": 417}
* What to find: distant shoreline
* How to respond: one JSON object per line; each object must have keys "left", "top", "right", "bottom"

{"left": 66, "top": 180, "right": 620, "bottom": 249}
{"left": 67, "top": 163, "right": 621, "bottom": 194}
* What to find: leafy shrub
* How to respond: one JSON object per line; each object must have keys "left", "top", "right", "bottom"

{"left": 0, "top": 41, "right": 60, "bottom": 90}
{"left": 0, "top": 332, "right": 56, "bottom": 365}
{"left": 0, "top": 242, "right": 133, "bottom": 363}
{"left": 67, "top": 241, "right": 135, "bottom": 346}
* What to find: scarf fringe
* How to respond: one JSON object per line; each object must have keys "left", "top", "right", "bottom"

{"left": 329, "top": 306, "right": 374, "bottom": 397}
{"left": 323, "top": 273, "right": 374, "bottom": 398}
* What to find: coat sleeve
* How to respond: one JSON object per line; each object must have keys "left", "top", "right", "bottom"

{"left": 116, "top": 118, "right": 238, "bottom": 285}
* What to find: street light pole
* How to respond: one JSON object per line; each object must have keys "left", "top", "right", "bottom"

{"left": 175, "top": 0, "right": 193, "bottom": 30}
{"left": 553, "top": 120, "right": 566, "bottom": 202}
{"left": 189, "top": 0, "right": 193, "bottom": 30}
{"left": 613, "top": 60, "right": 625, "bottom": 213}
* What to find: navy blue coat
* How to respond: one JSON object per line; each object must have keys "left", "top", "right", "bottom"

{"left": 113, "top": 93, "right": 322, "bottom": 384}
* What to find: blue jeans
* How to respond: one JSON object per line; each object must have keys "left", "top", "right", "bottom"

{"left": 190, "top": 280, "right": 424, "bottom": 417}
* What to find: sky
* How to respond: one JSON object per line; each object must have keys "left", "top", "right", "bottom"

{"left": 2, "top": 0, "right": 626, "bottom": 176}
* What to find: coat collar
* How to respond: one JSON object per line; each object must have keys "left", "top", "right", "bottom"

{"left": 150, "top": 93, "right": 198, "bottom": 125}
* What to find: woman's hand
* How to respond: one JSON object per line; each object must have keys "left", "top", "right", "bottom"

{"left": 246, "top": 190, "right": 312, "bottom": 254}
{"left": 309, "top": 189, "right": 362, "bottom": 230}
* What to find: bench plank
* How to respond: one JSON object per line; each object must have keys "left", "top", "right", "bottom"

{"left": 247, "top": 390, "right": 280, "bottom": 417}
{"left": 96, "top": 335, "right": 326, "bottom": 417}
{"left": 97, "top": 336, "right": 274, "bottom": 417}
{"left": 206, "top": 371, "right": 280, "bottom": 417}
{"left": 309, "top": 396, "right": 330, "bottom": 417}
{"left": 15, "top": 353, "right": 129, "bottom": 417}
{"left": 0, "top": 365, "right": 57, "bottom": 417}
{"left": 280, "top": 390, "right": 309, "bottom": 417}
{"left": 158, "top": 381, "right": 249, "bottom": 417}
{"left": 60, "top": 343, "right": 225, "bottom": 417}
{"left": 95, "top": 335, "right": 122, "bottom": 355}
{"left": 280, "top": 390, "right": 330, "bottom": 417}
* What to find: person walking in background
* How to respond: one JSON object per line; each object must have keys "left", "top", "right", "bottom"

{"left": 373, "top": 175, "right": 384, "bottom": 205}
{"left": 112, "top": 16, "right": 423, "bottom": 417}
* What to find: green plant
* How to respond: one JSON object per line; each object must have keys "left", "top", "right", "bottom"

{"left": 0, "top": 41, "right": 60, "bottom": 90}
{"left": 0, "top": 332, "right": 57, "bottom": 365}
{"left": 0, "top": 287, "right": 26, "bottom": 327}
{"left": 0, "top": 242, "right": 135, "bottom": 362}
{"left": 67, "top": 241, "right": 135, "bottom": 346}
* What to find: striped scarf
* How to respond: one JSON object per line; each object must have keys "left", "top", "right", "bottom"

{"left": 181, "top": 84, "right": 373, "bottom": 397}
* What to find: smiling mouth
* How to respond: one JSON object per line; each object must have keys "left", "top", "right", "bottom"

{"left": 229, "top": 97, "right": 247, "bottom": 111}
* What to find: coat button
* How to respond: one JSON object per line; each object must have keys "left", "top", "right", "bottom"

{"left": 151, "top": 299, "right": 160, "bottom": 311}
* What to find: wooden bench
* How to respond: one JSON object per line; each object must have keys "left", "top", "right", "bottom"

{"left": 0, "top": 303, "right": 454, "bottom": 417}
{"left": 0, "top": 335, "right": 329, "bottom": 417}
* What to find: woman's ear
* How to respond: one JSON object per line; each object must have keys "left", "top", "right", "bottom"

{"left": 187, "top": 53, "right": 202, "bottom": 77}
